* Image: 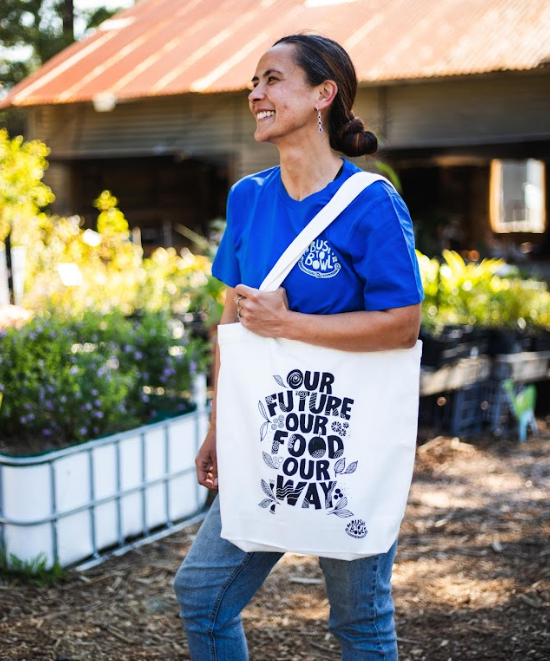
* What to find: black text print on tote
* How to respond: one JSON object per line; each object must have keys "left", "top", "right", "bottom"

{"left": 257, "top": 369, "right": 368, "bottom": 539}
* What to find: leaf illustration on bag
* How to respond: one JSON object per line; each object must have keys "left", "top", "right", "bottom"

{"left": 261, "top": 478, "right": 275, "bottom": 500}
{"left": 325, "top": 482, "right": 336, "bottom": 508}
{"left": 260, "top": 421, "right": 269, "bottom": 441}
{"left": 258, "top": 400, "right": 269, "bottom": 421}
{"left": 333, "top": 509, "right": 354, "bottom": 518}
{"left": 259, "top": 498, "right": 273, "bottom": 508}
{"left": 273, "top": 375, "right": 286, "bottom": 387}
{"left": 336, "top": 496, "right": 348, "bottom": 510}
{"left": 262, "top": 452, "right": 279, "bottom": 470}
{"left": 344, "top": 461, "right": 358, "bottom": 474}
{"left": 334, "top": 458, "right": 345, "bottom": 474}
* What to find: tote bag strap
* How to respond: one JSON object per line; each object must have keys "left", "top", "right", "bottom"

{"left": 260, "top": 172, "right": 393, "bottom": 293}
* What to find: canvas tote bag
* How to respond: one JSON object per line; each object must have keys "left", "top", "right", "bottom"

{"left": 216, "top": 172, "right": 422, "bottom": 560}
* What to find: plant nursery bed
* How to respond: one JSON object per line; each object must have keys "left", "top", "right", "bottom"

{"left": 1, "top": 424, "right": 549, "bottom": 661}
{"left": 0, "top": 400, "right": 209, "bottom": 569}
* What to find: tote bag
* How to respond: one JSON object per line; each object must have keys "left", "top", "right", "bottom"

{"left": 216, "top": 172, "right": 422, "bottom": 560}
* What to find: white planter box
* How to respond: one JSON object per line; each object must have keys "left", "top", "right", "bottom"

{"left": 0, "top": 380, "right": 209, "bottom": 568}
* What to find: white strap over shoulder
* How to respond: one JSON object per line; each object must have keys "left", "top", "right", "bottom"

{"left": 260, "top": 172, "right": 392, "bottom": 292}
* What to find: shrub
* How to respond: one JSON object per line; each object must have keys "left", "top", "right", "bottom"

{"left": 417, "top": 249, "right": 550, "bottom": 333}
{"left": 0, "top": 310, "right": 207, "bottom": 451}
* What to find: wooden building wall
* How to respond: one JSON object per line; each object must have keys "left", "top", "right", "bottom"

{"left": 28, "top": 71, "right": 550, "bottom": 243}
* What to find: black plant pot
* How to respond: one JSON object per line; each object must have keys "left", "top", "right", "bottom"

{"left": 487, "top": 329, "right": 531, "bottom": 355}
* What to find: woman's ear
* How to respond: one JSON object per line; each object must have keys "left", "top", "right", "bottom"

{"left": 317, "top": 80, "right": 338, "bottom": 110}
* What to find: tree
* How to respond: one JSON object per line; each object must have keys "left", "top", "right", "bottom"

{"left": 0, "top": 129, "right": 54, "bottom": 247}
{"left": 0, "top": 1, "right": 127, "bottom": 89}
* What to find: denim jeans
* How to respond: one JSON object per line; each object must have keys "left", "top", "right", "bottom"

{"left": 174, "top": 497, "right": 398, "bottom": 661}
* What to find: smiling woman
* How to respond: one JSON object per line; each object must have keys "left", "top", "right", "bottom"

{"left": 173, "top": 33, "right": 424, "bottom": 661}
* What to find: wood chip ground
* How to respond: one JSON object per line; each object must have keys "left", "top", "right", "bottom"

{"left": 1, "top": 423, "right": 549, "bottom": 661}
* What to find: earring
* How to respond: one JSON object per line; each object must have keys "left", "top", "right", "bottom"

{"left": 317, "top": 108, "right": 323, "bottom": 133}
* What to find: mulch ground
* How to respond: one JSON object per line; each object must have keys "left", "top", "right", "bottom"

{"left": 1, "top": 423, "right": 549, "bottom": 661}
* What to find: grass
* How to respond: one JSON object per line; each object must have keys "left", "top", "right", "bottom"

{"left": 0, "top": 547, "right": 66, "bottom": 586}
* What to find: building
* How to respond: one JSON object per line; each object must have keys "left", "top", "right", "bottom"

{"left": 2, "top": 0, "right": 550, "bottom": 260}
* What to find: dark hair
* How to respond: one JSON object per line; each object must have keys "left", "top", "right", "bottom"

{"left": 273, "top": 34, "right": 377, "bottom": 158}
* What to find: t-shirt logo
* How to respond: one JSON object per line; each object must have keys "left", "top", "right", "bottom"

{"left": 299, "top": 239, "right": 341, "bottom": 279}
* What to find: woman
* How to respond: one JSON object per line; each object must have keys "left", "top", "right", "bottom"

{"left": 174, "top": 34, "right": 423, "bottom": 661}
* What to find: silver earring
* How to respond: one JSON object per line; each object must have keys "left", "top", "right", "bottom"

{"left": 317, "top": 108, "right": 323, "bottom": 133}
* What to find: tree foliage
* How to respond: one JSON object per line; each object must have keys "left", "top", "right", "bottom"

{"left": 0, "top": 128, "right": 54, "bottom": 246}
{"left": 0, "top": 0, "right": 125, "bottom": 89}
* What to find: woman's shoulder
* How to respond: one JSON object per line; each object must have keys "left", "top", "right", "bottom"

{"left": 342, "top": 164, "right": 412, "bottom": 238}
{"left": 343, "top": 161, "right": 402, "bottom": 212}
{"left": 229, "top": 166, "right": 280, "bottom": 201}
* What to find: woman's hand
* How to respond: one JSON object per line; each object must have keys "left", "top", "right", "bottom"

{"left": 234, "top": 284, "right": 291, "bottom": 337}
{"left": 196, "top": 427, "right": 218, "bottom": 489}
{"left": 235, "top": 281, "right": 420, "bottom": 351}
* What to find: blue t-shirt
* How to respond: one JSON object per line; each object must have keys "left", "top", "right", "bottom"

{"left": 212, "top": 158, "right": 423, "bottom": 314}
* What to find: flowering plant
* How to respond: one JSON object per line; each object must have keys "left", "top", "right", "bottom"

{"left": 0, "top": 310, "right": 208, "bottom": 453}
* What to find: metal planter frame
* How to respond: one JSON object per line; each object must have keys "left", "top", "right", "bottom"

{"left": 0, "top": 390, "right": 209, "bottom": 569}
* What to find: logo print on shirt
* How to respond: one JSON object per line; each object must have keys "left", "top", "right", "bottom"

{"left": 299, "top": 239, "right": 341, "bottom": 279}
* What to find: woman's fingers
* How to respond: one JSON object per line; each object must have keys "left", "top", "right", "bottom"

{"left": 196, "top": 435, "right": 218, "bottom": 489}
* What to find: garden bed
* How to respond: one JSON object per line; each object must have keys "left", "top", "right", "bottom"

{"left": 0, "top": 375, "right": 209, "bottom": 568}
{"left": 1, "top": 423, "right": 548, "bottom": 661}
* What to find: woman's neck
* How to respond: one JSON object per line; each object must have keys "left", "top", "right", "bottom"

{"left": 278, "top": 141, "right": 343, "bottom": 201}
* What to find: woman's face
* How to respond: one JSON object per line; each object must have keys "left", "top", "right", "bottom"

{"left": 249, "top": 44, "right": 320, "bottom": 146}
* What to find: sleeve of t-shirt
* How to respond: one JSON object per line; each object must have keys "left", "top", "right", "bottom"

{"left": 211, "top": 188, "right": 241, "bottom": 288}
{"left": 349, "top": 186, "right": 424, "bottom": 311}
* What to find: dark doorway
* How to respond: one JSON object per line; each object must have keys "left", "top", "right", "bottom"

{"left": 69, "top": 155, "right": 229, "bottom": 254}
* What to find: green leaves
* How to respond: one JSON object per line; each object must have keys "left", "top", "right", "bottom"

{"left": 0, "top": 310, "right": 204, "bottom": 454}
{"left": 418, "top": 249, "right": 550, "bottom": 332}
{"left": 0, "top": 130, "right": 55, "bottom": 246}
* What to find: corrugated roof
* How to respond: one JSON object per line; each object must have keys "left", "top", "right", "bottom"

{"left": 3, "top": 0, "right": 550, "bottom": 108}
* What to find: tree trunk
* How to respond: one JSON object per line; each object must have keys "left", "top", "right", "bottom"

{"left": 62, "top": 0, "right": 74, "bottom": 41}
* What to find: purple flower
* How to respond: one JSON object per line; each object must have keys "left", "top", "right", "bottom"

{"left": 29, "top": 332, "right": 37, "bottom": 340}
{"left": 91, "top": 389, "right": 99, "bottom": 396}
{"left": 69, "top": 366, "right": 79, "bottom": 375}
{"left": 134, "top": 351, "right": 144, "bottom": 360}
{"left": 94, "top": 411, "right": 104, "bottom": 419}
{"left": 190, "top": 361, "right": 198, "bottom": 375}
{"left": 79, "top": 427, "right": 88, "bottom": 436}
{"left": 94, "top": 399, "right": 101, "bottom": 407}
{"left": 19, "top": 416, "right": 27, "bottom": 424}
{"left": 43, "top": 429, "right": 52, "bottom": 436}
{"left": 84, "top": 402, "right": 92, "bottom": 411}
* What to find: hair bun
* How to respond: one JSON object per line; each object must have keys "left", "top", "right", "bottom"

{"left": 330, "top": 115, "right": 378, "bottom": 158}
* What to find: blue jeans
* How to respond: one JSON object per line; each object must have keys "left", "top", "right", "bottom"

{"left": 174, "top": 497, "right": 398, "bottom": 661}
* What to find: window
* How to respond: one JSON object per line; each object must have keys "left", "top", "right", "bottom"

{"left": 490, "top": 159, "right": 546, "bottom": 233}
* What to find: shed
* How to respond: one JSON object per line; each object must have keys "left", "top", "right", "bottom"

{"left": 2, "top": 0, "right": 550, "bottom": 259}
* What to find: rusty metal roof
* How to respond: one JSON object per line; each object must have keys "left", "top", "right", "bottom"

{"left": 3, "top": 0, "right": 550, "bottom": 108}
